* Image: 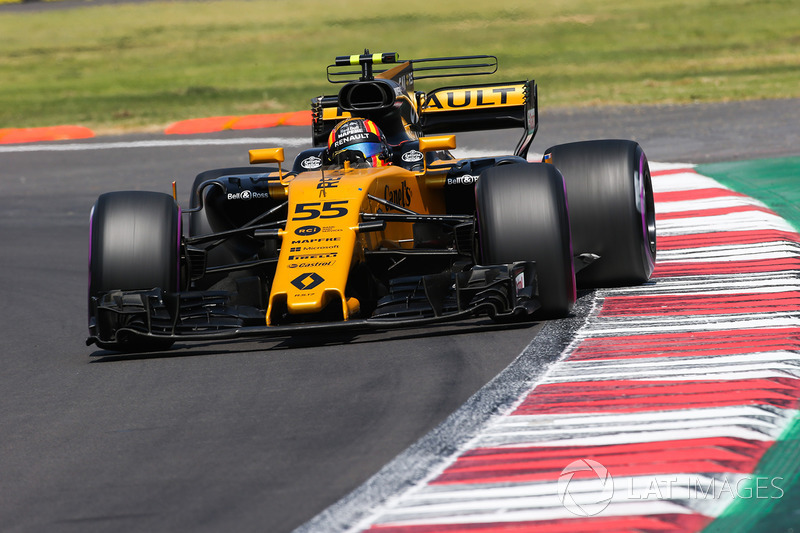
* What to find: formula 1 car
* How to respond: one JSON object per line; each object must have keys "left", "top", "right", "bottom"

{"left": 87, "top": 51, "right": 656, "bottom": 351}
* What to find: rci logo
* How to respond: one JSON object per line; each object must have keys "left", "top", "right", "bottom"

{"left": 295, "top": 225, "right": 321, "bottom": 236}
{"left": 290, "top": 272, "right": 325, "bottom": 291}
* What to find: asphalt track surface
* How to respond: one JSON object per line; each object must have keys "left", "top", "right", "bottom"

{"left": 1, "top": 99, "right": 799, "bottom": 532}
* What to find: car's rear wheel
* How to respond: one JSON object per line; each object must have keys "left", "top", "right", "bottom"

{"left": 476, "top": 162, "right": 576, "bottom": 317}
{"left": 89, "top": 191, "right": 179, "bottom": 351}
{"left": 544, "top": 140, "right": 656, "bottom": 287}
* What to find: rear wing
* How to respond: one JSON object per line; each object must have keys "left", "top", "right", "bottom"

{"left": 312, "top": 52, "right": 539, "bottom": 158}
{"left": 419, "top": 80, "right": 538, "bottom": 159}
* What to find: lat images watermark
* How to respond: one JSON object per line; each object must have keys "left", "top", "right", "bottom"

{"left": 558, "top": 459, "right": 785, "bottom": 517}
{"left": 557, "top": 459, "right": 614, "bottom": 517}
{"left": 624, "top": 474, "right": 785, "bottom": 501}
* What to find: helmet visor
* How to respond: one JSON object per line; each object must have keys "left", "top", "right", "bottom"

{"left": 336, "top": 141, "right": 383, "bottom": 159}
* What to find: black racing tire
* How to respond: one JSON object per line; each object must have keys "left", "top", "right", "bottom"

{"left": 544, "top": 140, "right": 656, "bottom": 287}
{"left": 476, "top": 162, "right": 576, "bottom": 317}
{"left": 89, "top": 191, "right": 179, "bottom": 351}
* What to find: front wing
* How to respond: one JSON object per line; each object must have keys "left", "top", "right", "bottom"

{"left": 87, "top": 262, "right": 539, "bottom": 347}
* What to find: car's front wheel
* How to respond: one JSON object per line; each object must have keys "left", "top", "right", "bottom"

{"left": 89, "top": 191, "right": 179, "bottom": 351}
{"left": 476, "top": 162, "right": 576, "bottom": 317}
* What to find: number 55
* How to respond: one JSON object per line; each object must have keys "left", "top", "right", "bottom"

{"left": 293, "top": 201, "right": 349, "bottom": 220}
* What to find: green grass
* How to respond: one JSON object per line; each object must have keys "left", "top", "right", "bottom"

{"left": 1, "top": 0, "right": 799, "bottom": 131}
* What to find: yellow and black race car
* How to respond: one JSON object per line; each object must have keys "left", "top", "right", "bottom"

{"left": 87, "top": 52, "right": 656, "bottom": 352}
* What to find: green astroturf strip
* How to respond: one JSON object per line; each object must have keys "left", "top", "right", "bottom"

{"left": 697, "top": 157, "right": 800, "bottom": 233}
{"left": 697, "top": 157, "right": 800, "bottom": 532}
{"left": 703, "top": 418, "right": 800, "bottom": 533}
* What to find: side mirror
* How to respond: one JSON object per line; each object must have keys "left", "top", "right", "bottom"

{"left": 249, "top": 147, "right": 285, "bottom": 180}
{"left": 418, "top": 135, "right": 456, "bottom": 154}
{"left": 249, "top": 147, "right": 285, "bottom": 165}
{"left": 417, "top": 135, "right": 456, "bottom": 176}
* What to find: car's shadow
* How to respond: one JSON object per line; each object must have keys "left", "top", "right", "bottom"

{"left": 87, "top": 317, "right": 542, "bottom": 363}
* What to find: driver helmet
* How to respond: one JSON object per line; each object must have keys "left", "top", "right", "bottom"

{"left": 327, "top": 118, "right": 391, "bottom": 167}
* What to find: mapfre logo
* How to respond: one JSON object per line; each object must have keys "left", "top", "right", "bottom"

{"left": 336, "top": 120, "right": 362, "bottom": 137}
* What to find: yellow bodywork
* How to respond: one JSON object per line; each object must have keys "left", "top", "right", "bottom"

{"left": 255, "top": 137, "right": 454, "bottom": 325}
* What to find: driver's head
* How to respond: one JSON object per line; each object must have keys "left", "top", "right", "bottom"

{"left": 327, "top": 118, "right": 390, "bottom": 167}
